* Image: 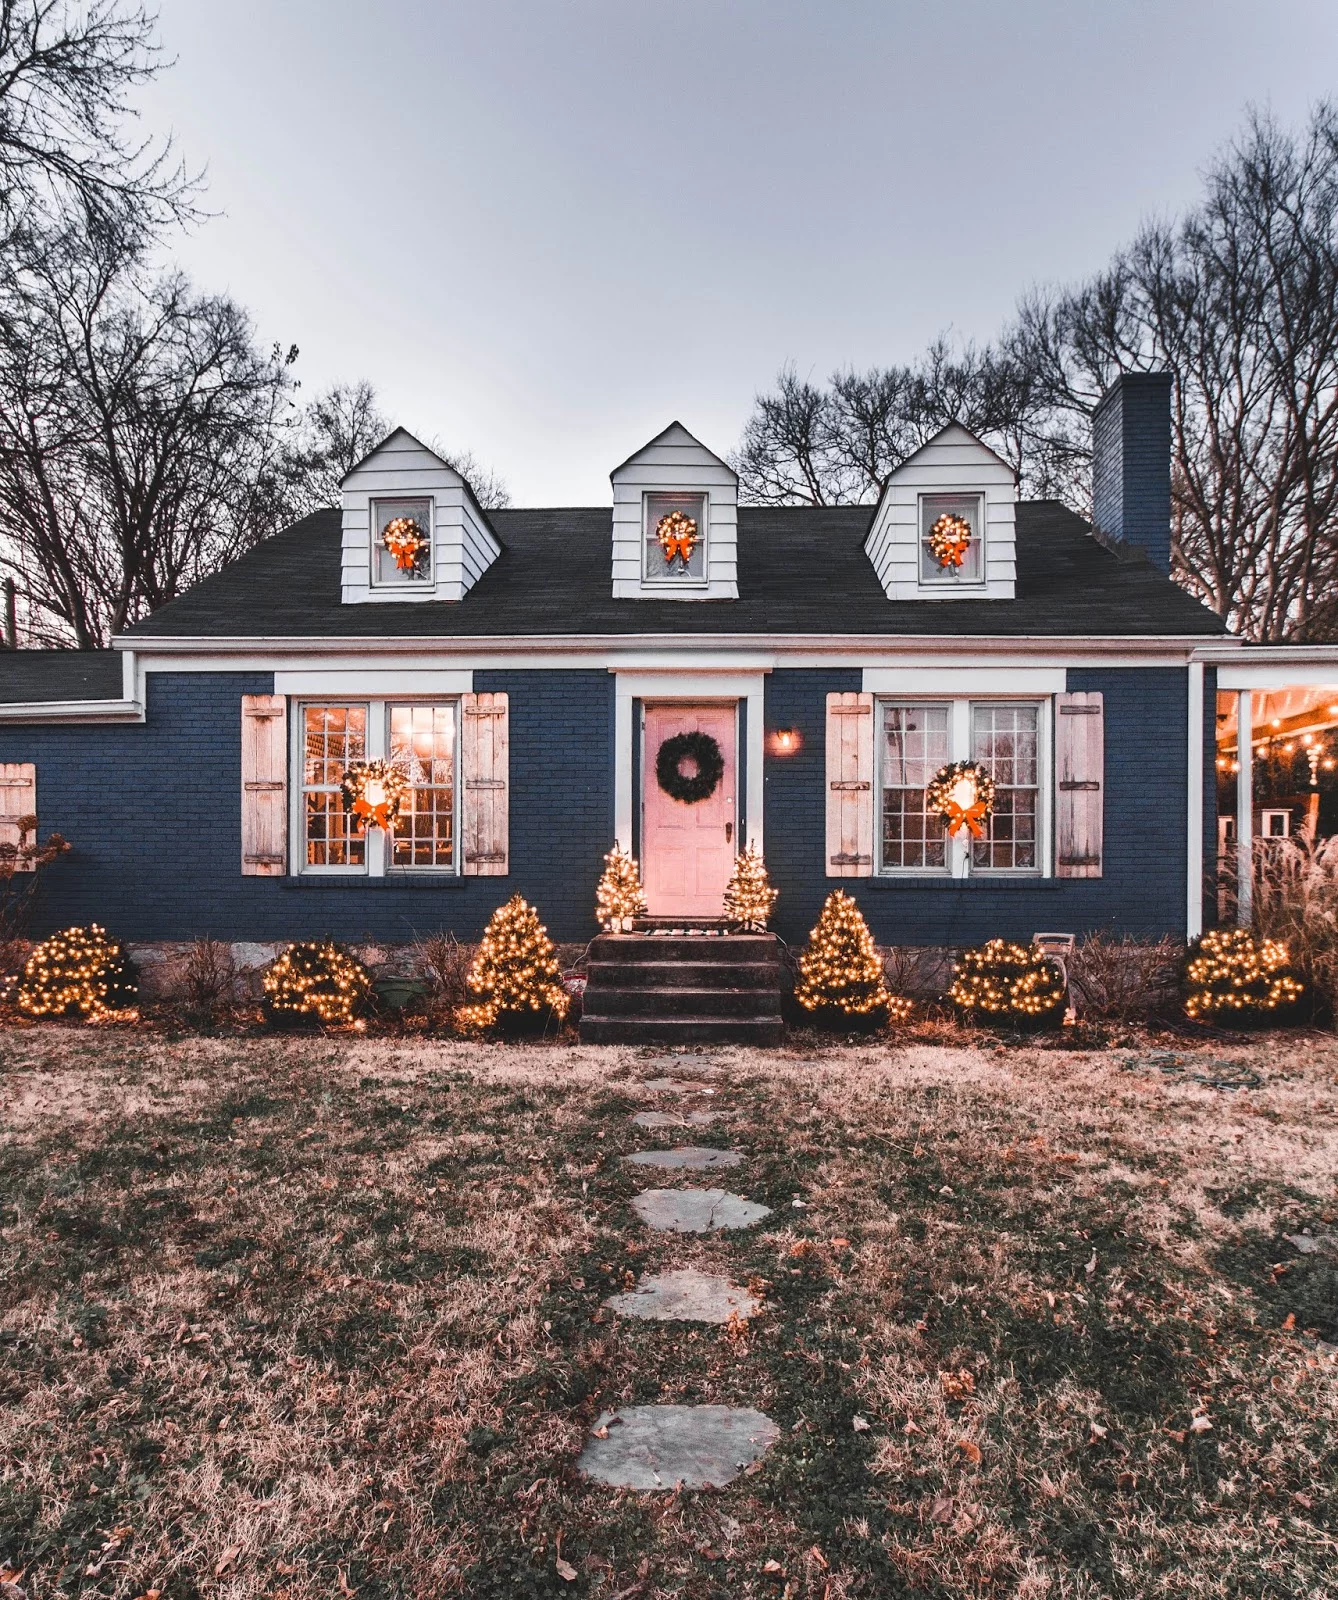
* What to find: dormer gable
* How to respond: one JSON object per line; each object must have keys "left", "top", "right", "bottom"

{"left": 339, "top": 428, "right": 501, "bottom": 606}
{"left": 610, "top": 422, "right": 738, "bottom": 601}
{"left": 863, "top": 423, "right": 1017, "bottom": 601}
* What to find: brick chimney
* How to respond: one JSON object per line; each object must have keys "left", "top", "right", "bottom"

{"left": 1091, "top": 371, "right": 1172, "bottom": 573}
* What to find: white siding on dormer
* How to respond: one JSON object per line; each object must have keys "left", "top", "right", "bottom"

{"left": 863, "top": 424, "right": 1017, "bottom": 601}
{"left": 611, "top": 422, "right": 739, "bottom": 601}
{"left": 340, "top": 430, "right": 501, "bottom": 606}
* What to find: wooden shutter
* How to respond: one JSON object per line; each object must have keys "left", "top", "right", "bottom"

{"left": 462, "top": 691, "right": 509, "bottom": 875}
{"left": 0, "top": 761, "right": 36, "bottom": 850}
{"left": 1056, "top": 692, "right": 1103, "bottom": 878}
{"left": 826, "top": 691, "right": 874, "bottom": 876}
{"left": 241, "top": 694, "right": 287, "bottom": 876}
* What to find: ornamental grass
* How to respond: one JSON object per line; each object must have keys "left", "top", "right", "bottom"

{"left": 262, "top": 941, "right": 371, "bottom": 1029}
{"left": 1182, "top": 928, "right": 1305, "bottom": 1025}
{"left": 16, "top": 923, "right": 136, "bottom": 1021}
{"left": 456, "top": 894, "right": 570, "bottom": 1036}
{"left": 947, "top": 938, "right": 1066, "bottom": 1029}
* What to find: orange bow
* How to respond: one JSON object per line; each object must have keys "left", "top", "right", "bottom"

{"left": 351, "top": 794, "right": 396, "bottom": 830}
{"left": 944, "top": 799, "right": 990, "bottom": 838}
{"left": 661, "top": 531, "right": 695, "bottom": 564}
{"left": 936, "top": 535, "right": 970, "bottom": 568}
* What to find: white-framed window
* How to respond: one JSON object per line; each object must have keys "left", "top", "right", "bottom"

{"left": 294, "top": 699, "right": 459, "bottom": 875}
{"left": 642, "top": 491, "right": 708, "bottom": 585}
{"left": 371, "top": 496, "right": 434, "bottom": 587}
{"left": 878, "top": 698, "right": 1049, "bottom": 877}
{"left": 919, "top": 492, "right": 985, "bottom": 586}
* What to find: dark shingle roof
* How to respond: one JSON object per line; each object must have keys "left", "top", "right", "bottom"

{"left": 0, "top": 649, "right": 123, "bottom": 704}
{"left": 122, "top": 501, "right": 1225, "bottom": 640}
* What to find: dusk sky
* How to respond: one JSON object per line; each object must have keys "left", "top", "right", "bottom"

{"left": 143, "top": 0, "right": 1338, "bottom": 505}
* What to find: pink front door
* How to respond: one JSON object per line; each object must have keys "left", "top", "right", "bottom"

{"left": 643, "top": 703, "right": 737, "bottom": 917}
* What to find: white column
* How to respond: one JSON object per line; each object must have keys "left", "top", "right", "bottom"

{"left": 1186, "top": 663, "right": 1204, "bottom": 939}
{"left": 614, "top": 687, "right": 634, "bottom": 851}
{"left": 1236, "top": 689, "right": 1253, "bottom": 926}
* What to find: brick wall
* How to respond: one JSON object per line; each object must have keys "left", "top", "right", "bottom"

{"left": 1092, "top": 373, "right": 1173, "bottom": 573}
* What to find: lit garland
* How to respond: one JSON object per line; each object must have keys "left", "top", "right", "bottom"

{"left": 928, "top": 511, "right": 973, "bottom": 568}
{"left": 16, "top": 923, "right": 136, "bottom": 1021}
{"left": 794, "top": 890, "right": 900, "bottom": 1023}
{"left": 340, "top": 760, "right": 406, "bottom": 831}
{"left": 926, "top": 761, "right": 996, "bottom": 838}
{"left": 947, "top": 939, "right": 1066, "bottom": 1025}
{"left": 263, "top": 942, "right": 371, "bottom": 1028}
{"left": 596, "top": 844, "right": 647, "bottom": 932}
{"left": 722, "top": 844, "right": 778, "bottom": 931}
{"left": 456, "top": 894, "right": 570, "bottom": 1034}
{"left": 656, "top": 509, "right": 698, "bottom": 568}
{"left": 1183, "top": 928, "right": 1304, "bottom": 1022}
{"left": 382, "top": 515, "right": 430, "bottom": 573}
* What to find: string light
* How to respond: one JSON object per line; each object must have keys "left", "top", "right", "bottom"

{"left": 263, "top": 942, "right": 371, "bottom": 1027}
{"left": 382, "top": 515, "right": 429, "bottom": 572}
{"left": 947, "top": 939, "right": 1066, "bottom": 1024}
{"left": 656, "top": 509, "right": 698, "bottom": 568}
{"left": 794, "top": 890, "right": 909, "bottom": 1022}
{"left": 1183, "top": 929, "right": 1304, "bottom": 1021}
{"left": 595, "top": 844, "right": 647, "bottom": 932}
{"left": 16, "top": 924, "right": 135, "bottom": 1020}
{"left": 341, "top": 760, "right": 406, "bottom": 831}
{"left": 722, "top": 845, "right": 778, "bottom": 931}
{"left": 457, "top": 894, "right": 570, "bottom": 1033}
{"left": 927, "top": 512, "right": 973, "bottom": 568}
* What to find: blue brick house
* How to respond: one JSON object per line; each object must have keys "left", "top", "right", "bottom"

{"left": 2, "top": 373, "right": 1293, "bottom": 953}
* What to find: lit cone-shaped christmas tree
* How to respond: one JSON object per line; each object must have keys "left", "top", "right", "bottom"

{"left": 722, "top": 844, "right": 778, "bottom": 930}
{"left": 456, "top": 894, "right": 571, "bottom": 1035}
{"left": 595, "top": 844, "right": 646, "bottom": 932}
{"left": 794, "top": 890, "right": 891, "bottom": 1026}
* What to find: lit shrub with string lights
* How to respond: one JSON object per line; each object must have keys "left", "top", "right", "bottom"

{"left": 262, "top": 941, "right": 371, "bottom": 1028}
{"left": 16, "top": 924, "right": 136, "bottom": 1020}
{"left": 456, "top": 894, "right": 570, "bottom": 1036}
{"left": 947, "top": 938, "right": 1066, "bottom": 1029}
{"left": 794, "top": 890, "right": 908, "bottom": 1028}
{"left": 1183, "top": 928, "right": 1304, "bottom": 1024}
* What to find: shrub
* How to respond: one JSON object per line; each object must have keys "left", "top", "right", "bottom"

{"left": 0, "top": 816, "right": 71, "bottom": 941}
{"left": 262, "top": 941, "right": 371, "bottom": 1028}
{"left": 794, "top": 890, "right": 904, "bottom": 1027}
{"left": 1068, "top": 934, "right": 1181, "bottom": 1021}
{"left": 1251, "top": 831, "right": 1338, "bottom": 1019}
{"left": 1183, "top": 928, "right": 1305, "bottom": 1024}
{"left": 17, "top": 924, "right": 136, "bottom": 1020}
{"left": 456, "top": 895, "right": 570, "bottom": 1035}
{"left": 181, "top": 938, "right": 236, "bottom": 1018}
{"left": 947, "top": 939, "right": 1066, "bottom": 1029}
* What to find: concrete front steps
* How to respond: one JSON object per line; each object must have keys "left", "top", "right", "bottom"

{"left": 579, "top": 931, "right": 784, "bottom": 1046}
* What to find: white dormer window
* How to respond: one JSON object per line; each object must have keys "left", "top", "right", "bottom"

{"left": 373, "top": 496, "right": 433, "bottom": 586}
{"left": 643, "top": 491, "right": 707, "bottom": 586}
{"left": 919, "top": 492, "right": 984, "bottom": 585}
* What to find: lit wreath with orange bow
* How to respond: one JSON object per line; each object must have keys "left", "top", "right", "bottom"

{"left": 382, "top": 515, "right": 429, "bottom": 573}
{"left": 926, "top": 761, "right": 996, "bottom": 838}
{"left": 927, "top": 511, "right": 973, "bottom": 569}
{"left": 340, "top": 760, "right": 406, "bottom": 830}
{"left": 656, "top": 509, "right": 699, "bottom": 568}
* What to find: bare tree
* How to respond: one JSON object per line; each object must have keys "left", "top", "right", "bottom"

{"left": 279, "top": 380, "right": 388, "bottom": 518}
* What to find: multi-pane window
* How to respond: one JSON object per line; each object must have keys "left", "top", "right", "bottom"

{"left": 878, "top": 699, "right": 1045, "bottom": 876}
{"left": 643, "top": 491, "right": 707, "bottom": 583}
{"left": 881, "top": 704, "right": 951, "bottom": 869}
{"left": 373, "top": 497, "right": 433, "bottom": 585}
{"left": 970, "top": 704, "right": 1040, "bottom": 871}
{"left": 919, "top": 493, "right": 984, "bottom": 584}
{"left": 388, "top": 703, "right": 456, "bottom": 868}
{"left": 302, "top": 704, "right": 367, "bottom": 867}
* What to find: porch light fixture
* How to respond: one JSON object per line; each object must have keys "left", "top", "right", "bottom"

{"left": 770, "top": 727, "right": 802, "bottom": 756}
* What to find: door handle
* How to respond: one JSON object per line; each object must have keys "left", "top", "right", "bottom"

{"left": 725, "top": 821, "right": 733, "bottom": 842}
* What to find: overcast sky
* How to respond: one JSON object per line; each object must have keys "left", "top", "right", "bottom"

{"left": 142, "top": 0, "right": 1338, "bottom": 505}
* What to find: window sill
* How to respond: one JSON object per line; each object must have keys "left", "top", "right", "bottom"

{"left": 865, "top": 875, "right": 1062, "bottom": 890}
{"left": 283, "top": 874, "right": 467, "bottom": 891}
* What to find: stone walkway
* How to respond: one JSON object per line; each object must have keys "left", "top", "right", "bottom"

{"left": 575, "top": 1052, "right": 781, "bottom": 1491}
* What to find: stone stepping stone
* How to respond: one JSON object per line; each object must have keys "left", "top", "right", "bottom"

{"left": 640, "top": 1078, "right": 717, "bottom": 1095}
{"left": 632, "top": 1188, "right": 771, "bottom": 1233}
{"left": 624, "top": 1146, "right": 742, "bottom": 1171}
{"left": 577, "top": 1404, "right": 779, "bottom": 1489}
{"left": 604, "top": 1267, "right": 762, "bottom": 1324}
{"left": 631, "top": 1109, "right": 724, "bottom": 1129}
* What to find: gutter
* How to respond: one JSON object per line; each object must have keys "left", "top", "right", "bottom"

{"left": 0, "top": 696, "right": 144, "bottom": 724}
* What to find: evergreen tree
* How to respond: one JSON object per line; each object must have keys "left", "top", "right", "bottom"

{"left": 457, "top": 895, "right": 570, "bottom": 1034}
{"left": 794, "top": 890, "right": 890, "bottom": 1024}
{"left": 722, "top": 844, "right": 778, "bottom": 930}
{"left": 595, "top": 845, "right": 646, "bottom": 931}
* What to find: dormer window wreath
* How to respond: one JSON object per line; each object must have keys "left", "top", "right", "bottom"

{"left": 656, "top": 730, "right": 724, "bottom": 804}
{"left": 340, "top": 760, "right": 406, "bottom": 830}
{"left": 926, "top": 760, "right": 995, "bottom": 838}
{"left": 656, "top": 509, "right": 699, "bottom": 569}
{"left": 927, "top": 512, "right": 973, "bottom": 569}
{"left": 382, "top": 515, "right": 430, "bottom": 574}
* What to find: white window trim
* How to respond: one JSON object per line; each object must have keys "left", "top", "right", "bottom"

{"left": 875, "top": 696, "right": 1052, "bottom": 879}
{"left": 291, "top": 697, "right": 461, "bottom": 877}
{"left": 640, "top": 491, "right": 710, "bottom": 589}
{"left": 916, "top": 490, "right": 989, "bottom": 592}
{"left": 369, "top": 495, "right": 437, "bottom": 592}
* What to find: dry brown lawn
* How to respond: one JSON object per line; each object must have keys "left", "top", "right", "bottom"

{"left": 1, "top": 1024, "right": 1336, "bottom": 1600}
